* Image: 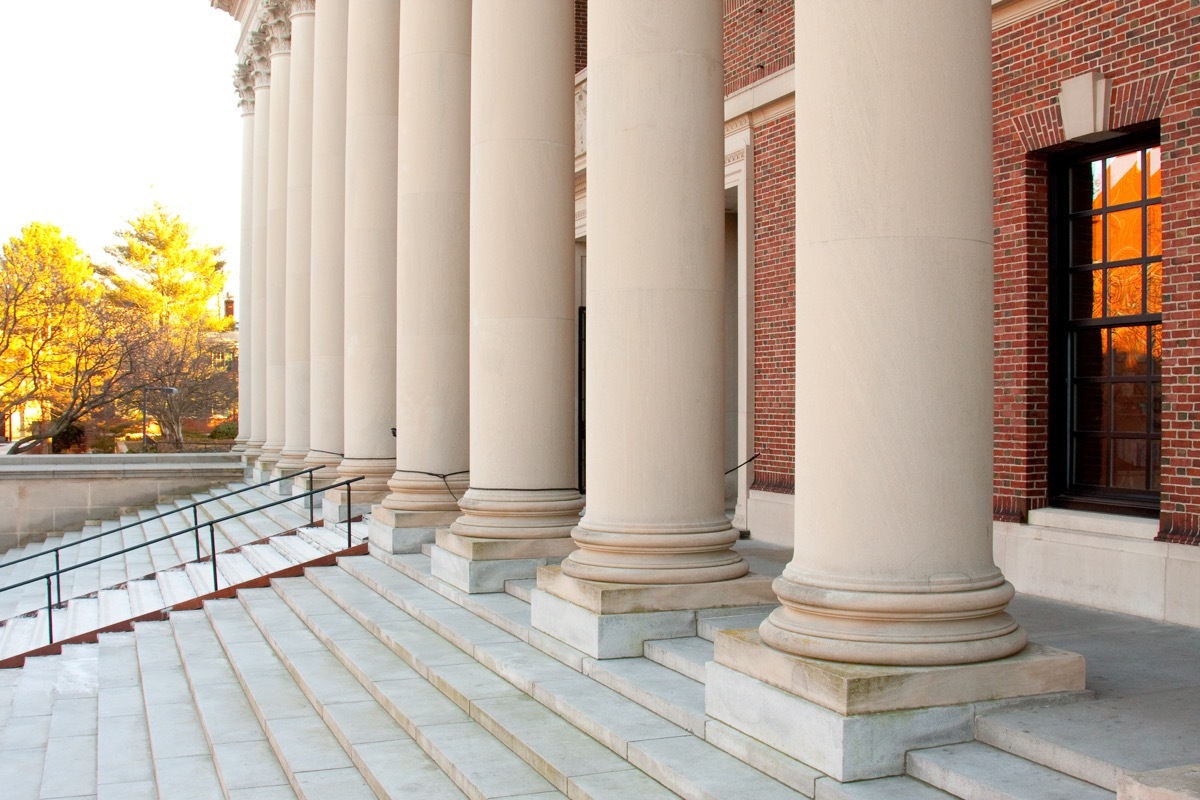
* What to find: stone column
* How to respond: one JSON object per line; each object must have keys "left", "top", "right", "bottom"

{"left": 431, "top": 0, "right": 583, "bottom": 593}
{"left": 276, "top": 0, "right": 316, "bottom": 479}
{"left": 370, "top": 0, "right": 472, "bottom": 553}
{"left": 529, "top": 0, "right": 772, "bottom": 657}
{"left": 331, "top": 0, "right": 400, "bottom": 516}
{"left": 703, "top": 3, "right": 1082, "bottom": 783}
{"left": 245, "top": 32, "right": 271, "bottom": 463}
{"left": 233, "top": 58, "right": 255, "bottom": 453}
{"left": 256, "top": 1, "right": 292, "bottom": 482}
{"left": 305, "top": 0, "right": 348, "bottom": 487}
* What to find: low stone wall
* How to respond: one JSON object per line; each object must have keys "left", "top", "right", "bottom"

{"left": 0, "top": 453, "right": 245, "bottom": 553}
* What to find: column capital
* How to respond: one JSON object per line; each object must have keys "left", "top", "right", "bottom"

{"left": 290, "top": 0, "right": 316, "bottom": 17}
{"left": 250, "top": 31, "right": 272, "bottom": 88}
{"left": 262, "top": 0, "right": 292, "bottom": 56}
{"left": 233, "top": 57, "right": 255, "bottom": 114}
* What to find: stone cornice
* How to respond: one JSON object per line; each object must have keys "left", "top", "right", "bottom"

{"left": 212, "top": 0, "right": 237, "bottom": 16}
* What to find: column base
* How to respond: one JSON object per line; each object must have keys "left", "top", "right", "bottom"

{"left": 704, "top": 629, "right": 1086, "bottom": 782}
{"left": 430, "top": 530, "right": 576, "bottom": 593}
{"left": 321, "top": 485, "right": 382, "bottom": 527}
{"left": 530, "top": 565, "right": 776, "bottom": 658}
{"left": 367, "top": 507, "right": 460, "bottom": 554}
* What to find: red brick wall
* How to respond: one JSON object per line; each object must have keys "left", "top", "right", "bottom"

{"left": 724, "top": 0, "right": 794, "bottom": 96}
{"left": 575, "top": 0, "right": 587, "bottom": 74}
{"left": 751, "top": 113, "right": 796, "bottom": 493}
{"left": 992, "top": 0, "right": 1200, "bottom": 543}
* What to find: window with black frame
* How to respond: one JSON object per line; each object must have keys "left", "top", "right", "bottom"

{"left": 1051, "top": 138, "right": 1162, "bottom": 514}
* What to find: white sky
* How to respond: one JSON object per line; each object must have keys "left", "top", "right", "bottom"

{"left": 0, "top": 0, "right": 242, "bottom": 300}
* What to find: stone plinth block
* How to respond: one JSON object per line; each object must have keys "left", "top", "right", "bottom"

{"left": 530, "top": 588, "right": 696, "bottom": 659}
{"left": 715, "top": 629, "right": 1086, "bottom": 716}
{"left": 320, "top": 487, "right": 379, "bottom": 527}
{"left": 706, "top": 662, "right": 975, "bottom": 782}
{"left": 537, "top": 565, "right": 776, "bottom": 615}
{"left": 366, "top": 510, "right": 447, "bottom": 554}
{"left": 1120, "top": 765, "right": 1200, "bottom": 800}
{"left": 430, "top": 530, "right": 575, "bottom": 594}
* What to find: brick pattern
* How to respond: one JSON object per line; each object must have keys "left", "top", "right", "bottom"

{"left": 1012, "top": 105, "right": 1064, "bottom": 153}
{"left": 723, "top": 0, "right": 794, "bottom": 96}
{"left": 751, "top": 114, "right": 796, "bottom": 494}
{"left": 992, "top": 0, "right": 1200, "bottom": 544}
{"left": 575, "top": 0, "right": 587, "bottom": 74}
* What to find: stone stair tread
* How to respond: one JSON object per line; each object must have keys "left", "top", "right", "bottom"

{"left": 504, "top": 579, "right": 535, "bottom": 603}
{"left": 584, "top": 656, "right": 708, "bottom": 736}
{"left": 271, "top": 575, "right": 574, "bottom": 799}
{"left": 697, "top": 610, "right": 771, "bottom": 642}
{"left": 133, "top": 621, "right": 225, "bottom": 798}
{"left": 202, "top": 598, "right": 388, "bottom": 799}
{"left": 39, "top": 645, "right": 99, "bottom": 800}
{"left": 643, "top": 636, "right": 714, "bottom": 683}
{"left": 297, "top": 525, "right": 349, "bottom": 554}
{"left": 97, "top": 633, "right": 155, "bottom": 794}
{"left": 237, "top": 588, "right": 470, "bottom": 799}
{"left": 98, "top": 589, "right": 132, "bottom": 628}
{"left": 630, "top": 733, "right": 806, "bottom": 799}
{"left": 269, "top": 534, "right": 326, "bottom": 564}
{"left": 976, "top": 692, "right": 1200, "bottom": 791}
{"left": 906, "top": 741, "right": 1116, "bottom": 800}
{"left": 155, "top": 569, "right": 196, "bottom": 607}
{"left": 242, "top": 542, "right": 296, "bottom": 574}
{"left": 815, "top": 775, "right": 957, "bottom": 799}
{"left": 0, "top": 617, "right": 39, "bottom": 659}
{"left": 126, "top": 580, "right": 165, "bottom": 617}
{"left": 213, "top": 550, "right": 263, "bottom": 586}
{"left": 169, "top": 610, "right": 295, "bottom": 797}
{"left": 183, "top": 561, "right": 224, "bottom": 595}
{"left": 65, "top": 597, "right": 100, "bottom": 639}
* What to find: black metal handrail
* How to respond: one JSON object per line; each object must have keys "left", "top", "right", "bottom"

{"left": 0, "top": 466, "right": 322, "bottom": 591}
{"left": 0, "top": 475, "right": 363, "bottom": 650}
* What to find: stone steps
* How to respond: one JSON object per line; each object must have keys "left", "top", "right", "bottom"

{"left": 0, "top": 478, "right": 366, "bottom": 664}
{"left": 906, "top": 741, "right": 1116, "bottom": 799}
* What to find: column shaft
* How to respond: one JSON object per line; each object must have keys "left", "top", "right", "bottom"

{"left": 306, "top": 0, "right": 348, "bottom": 478}
{"left": 382, "top": 0, "right": 471, "bottom": 513}
{"left": 450, "top": 0, "right": 583, "bottom": 541}
{"left": 560, "top": 0, "right": 745, "bottom": 585}
{"left": 234, "top": 64, "right": 255, "bottom": 452}
{"left": 338, "top": 0, "right": 400, "bottom": 497}
{"left": 247, "top": 41, "right": 271, "bottom": 459}
{"left": 278, "top": 0, "right": 315, "bottom": 473}
{"left": 761, "top": 0, "right": 1025, "bottom": 665}
{"left": 259, "top": 7, "right": 292, "bottom": 475}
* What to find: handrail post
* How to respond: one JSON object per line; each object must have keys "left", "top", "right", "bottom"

{"left": 347, "top": 482, "right": 353, "bottom": 547}
{"left": 45, "top": 576, "right": 54, "bottom": 645}
{"left": 193, "top": 506, "right": 201, "bottom": 560}
{"left": 209, "top": 524, "right": 218, "bottom": 591}
{"left": 308, "top": 471, "right": 314, "bottom": 527}
{"left": 54, "top": 550, "right": 62, "bottom": 607}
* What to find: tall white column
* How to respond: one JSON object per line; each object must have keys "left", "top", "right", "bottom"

{"left": 233, "top": 58, "right": 255, "bottom": 453}
{"left": 336, "top": 0, "right": 400, "bottom": 504}
{"left": 443, "top": 0, "right": 583, "bottom": 565}
{"left": 759, "top": 0, "right": 1025, "bottom": 666}
{"left": 373, "top": 0, "right": 471, "bottom": 547}
{"left": 306, "top": 0, "right": 348, "bottom": 481}
{"left": 245, "top": 32, "right": 271, "bottom": 460}
{"left": 560, "top": 0, "right": 745, "bottom": 586}
{"left": 276, "top": 0, "right": 316, "bottom": 475}
{"left": 258, "top": 1, "right": 292, "bottom": 479}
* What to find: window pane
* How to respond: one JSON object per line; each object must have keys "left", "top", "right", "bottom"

{"left": 1071, "top": 161, "right": 1103, "bottom": 211}
{"left": 1112, "top": 439, "right": 1148, "bottom": 490}
{"left": 1076, "top": 383, "right": 1109, "bottom": 432}
{"left": 1113, "top": 383, "right": 1148, "bottom": 432}
{"left": 1071, "top": 270, "right": 1104, "bottom": 319}
{"left": 1074, "top": 436, "right": 1108, "bottom": 486}
{"left": 1152, "top": 382, "right": 1162, "bottom": 433}
{"left": 1147, "top": 262, "right": 1162, "bottom": 314}
{"left": 1147, "top": 147, "right": 1161, "bottom": 199}
{"left": 1107, "top": 264, "right": 1144, "bottom": 317}
{"left": 1112, "top": 326, "right": 1149, "bottom": 375}
{"left": 1071, "top": 216, "right": 1103, "bottom": 265}
{"left": 1075, "top": 329, "right": 1107, "bottom": 377}
{"left": 1148, "top": 204, "right": 1161, "bottom": 256}
{"left": 1107, "top": 208, "right": 1143, "bottom": 261}
{"left": 1107, "top": 152, "right": 1143, "bottom": 204}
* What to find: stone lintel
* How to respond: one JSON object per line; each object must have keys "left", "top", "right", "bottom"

{"left": 537, "top": 564, "right": 776, "bottom": 615}
{"left": 436, "top": 529, "right": 577, "bottom": 561}
{"left": 715, "top": 629, "right": 1087, "bottom": 716}
{"left": 1119, "top": 765, "right": 1200, "bottom": 800}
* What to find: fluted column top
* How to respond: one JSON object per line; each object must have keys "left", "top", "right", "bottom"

{"left": 251, "top": 30, "right": 272, "bottom": 88}
{"left": 234, "top": 57, "right": 256, "bottom": 113}
{"left": 290, "top": 0, "right": 316, "bottom": 16}
{"left": 263, "top": 0, "right": 293, "bottom": 55}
